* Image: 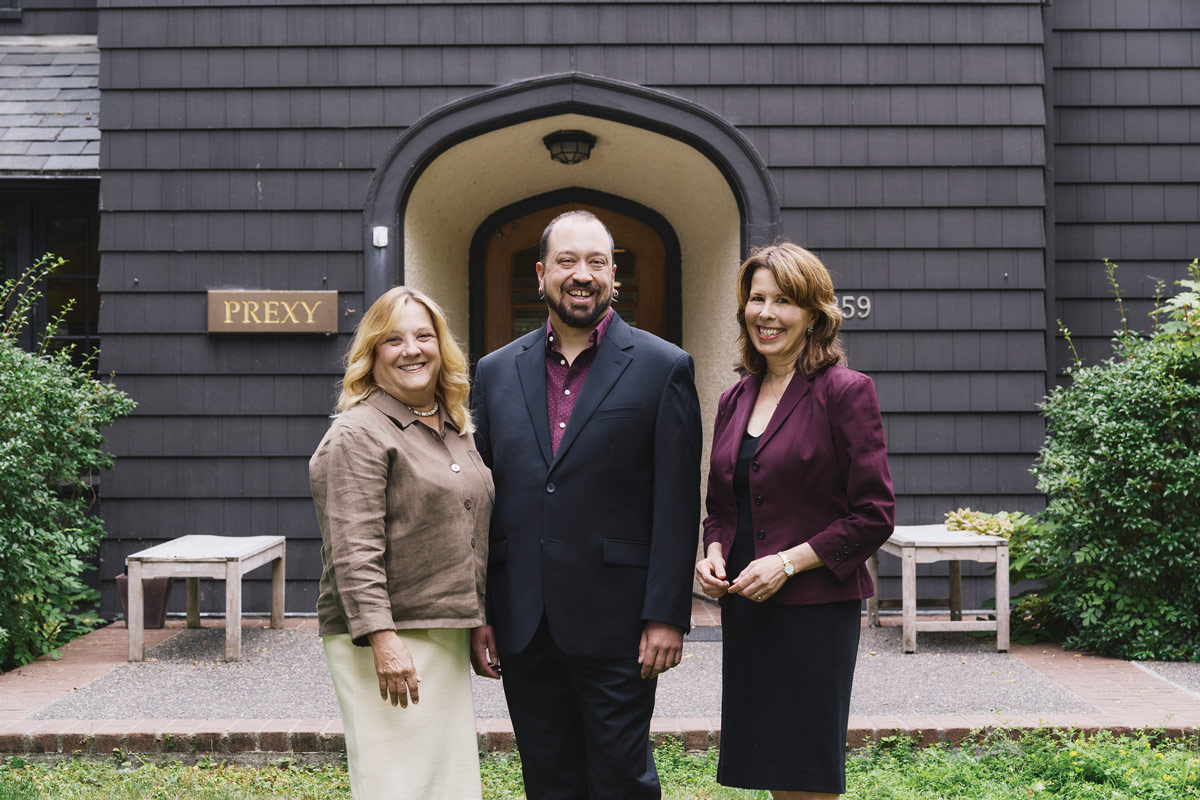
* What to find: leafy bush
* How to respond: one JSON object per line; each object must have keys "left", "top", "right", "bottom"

{"left": 0, "top": 256, "right": 136, "bottom": 671}
{"left": 1028, "top": 260, "right": 1200, "bottom": 660}
{"left": 945, "top": 507, "right": 1033, "bottom": 538}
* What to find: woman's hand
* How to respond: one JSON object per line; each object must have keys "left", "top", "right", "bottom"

{"left": 368, "top": 630, "right": 420, "bottom": 708}
{"left": 727, "top": 554, "right": 790, "bottom": 603}
{"left": 695, "top": 543, "right": 730, "bottom": 599}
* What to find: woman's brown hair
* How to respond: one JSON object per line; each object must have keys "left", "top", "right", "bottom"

{"left": 734, "top": 242, "right": 846, "bottom": 377}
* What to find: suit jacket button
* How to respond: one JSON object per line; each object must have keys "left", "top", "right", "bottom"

{"left": 754, "top": 496, "right": 763, "bottom": 506}
{"left": 546, "top": 482, "right": 556, "bottom": 494}
{"left": 756, "top": 530, "right": 766, "bottom": 540}
{"left": 464, "top": 499, "right": 472, "bottom": 509}
{"left": 751, "top": 461, "right": 760, "bottom": 471}
{"left": 450, "top": 463, "right": 461, "bottom": 472}
{"left": 834, "top": 553, "right": 842, "bottom": 562}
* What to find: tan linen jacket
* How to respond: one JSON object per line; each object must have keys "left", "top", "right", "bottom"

{"left": 310, "top": 389, "right": 493, "bottom": 643}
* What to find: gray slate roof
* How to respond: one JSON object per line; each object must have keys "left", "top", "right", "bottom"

{"left": 0, "top": 35, "right": 99, "bottom": 175}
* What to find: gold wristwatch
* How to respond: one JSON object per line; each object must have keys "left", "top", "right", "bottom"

{"left": 777, "top": 551, "right": 795, "bottom": 577}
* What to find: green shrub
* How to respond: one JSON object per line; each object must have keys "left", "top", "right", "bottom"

{"left": 1029, "top": 260, "right": 1200, "bottom": 660}
{"left": 0, "top": 255, "right": 136, "bottom": 671}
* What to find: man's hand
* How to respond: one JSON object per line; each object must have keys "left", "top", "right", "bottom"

{"left": 470, "top": 624, "right": 502, "bottom": 679}
{"left": 367, "top": 630, "right": 420, "bottom": 707}
{"left": 638, "top": 620, "right": 684, "bottom": 679}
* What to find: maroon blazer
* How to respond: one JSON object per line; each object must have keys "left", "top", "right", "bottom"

{"left": 702, "top": 364, "right": 895, "bottom": 605}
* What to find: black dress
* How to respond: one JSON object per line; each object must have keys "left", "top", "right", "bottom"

{"left": 717, "top": 430, "right": 862, "bottom": 794}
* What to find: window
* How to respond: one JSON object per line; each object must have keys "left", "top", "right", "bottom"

{"left": 0, "top": 181, "right": 101, "bottom": 371}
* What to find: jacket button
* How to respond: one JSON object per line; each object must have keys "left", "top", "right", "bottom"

{"left": 464, "top": 499, "right": 472, "bottom": 510}
{"left": 754, "top": 496, "right": 763, "bottom": 506}
{"left": 834, "top": 553, "right": 842, "bottom": 562}
{"left": 843, "top": 546, "right": 850, "bottom": 554}
{"left": 450, "top": 463, "right": 461, "bottom": 472}
{"left": 546, "top": 482, "right": 556, "bottom": 494}
{"left": 756, "top": 530, "right": 765, "bottom": 540}
{"left": 752, "top": 461, "right": 760, "bottom": 471}
{"left": 470, "top": 537, "right": 476, "bottom": 548}
{"left": 854, "top": 538, "right": 861, "bottom": 547}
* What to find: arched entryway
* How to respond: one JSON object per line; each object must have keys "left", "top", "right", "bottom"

{"left": 468, "top": 189, "right": 682, "bottom": 355}
{"left": 361, "top": 72, "right": 779, "bottom": 463}
{"left": 362, "top": 72, "right": 778, "bottom": 308}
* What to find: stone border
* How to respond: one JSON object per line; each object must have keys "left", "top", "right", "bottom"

{"left": 3, "top": 716, "right": 1197, "bottom": 764}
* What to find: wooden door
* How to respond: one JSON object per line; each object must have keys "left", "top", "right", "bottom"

{"left": 482, "top": 203, "right": 666, "bottom": 353}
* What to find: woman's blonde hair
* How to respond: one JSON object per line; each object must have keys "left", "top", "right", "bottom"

{"left": 336, "top": 286, "right": 474, "bottom": 435}
{"left": 735, "top": 242, "right": 847, "bottom": 377}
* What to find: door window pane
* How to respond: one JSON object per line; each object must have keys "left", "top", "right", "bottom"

{"left": 45, "top": 213, "right": 100, "bottom": 371}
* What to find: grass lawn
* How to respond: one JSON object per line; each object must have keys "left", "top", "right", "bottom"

{"left": 0, "top": 730, "right": 1197, "bottom": 799}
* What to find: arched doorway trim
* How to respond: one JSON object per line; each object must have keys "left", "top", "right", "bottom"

{"left": 467, "top": 187, "right": 683, "bottom": 355}
{"left": 362, "top": 72, "right": 779, "bottom": 305}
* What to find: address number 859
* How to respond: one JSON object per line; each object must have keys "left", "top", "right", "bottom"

{"left": 834, "top": 295, "right": 872, "bottom": 319}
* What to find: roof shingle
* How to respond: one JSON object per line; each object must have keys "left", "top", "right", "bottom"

{"left": 0, "top": 35, "right": 99, "bottom": 175}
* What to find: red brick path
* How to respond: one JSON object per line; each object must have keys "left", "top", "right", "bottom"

{"left": 2, "top": 600, "right": 1198, "bottom": 759}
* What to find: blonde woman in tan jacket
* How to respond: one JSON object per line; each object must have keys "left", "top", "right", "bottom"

{"left": 310, "top": 286, "right": 493, "bottom": 800}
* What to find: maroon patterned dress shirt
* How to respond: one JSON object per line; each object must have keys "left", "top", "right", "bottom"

{"left": 545, "top": 308, "right": 615, "bottom": 455}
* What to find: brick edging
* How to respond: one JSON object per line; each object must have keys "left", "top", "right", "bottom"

{"left": 3, "top": 715, "right": 1196, "bottom": 763}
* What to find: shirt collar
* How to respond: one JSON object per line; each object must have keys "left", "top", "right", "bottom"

{"left": 544, "top": 307, "right": 615, "bottom": 355}
{"left": 363, "top": 388, "right": 458, "bottom": 433}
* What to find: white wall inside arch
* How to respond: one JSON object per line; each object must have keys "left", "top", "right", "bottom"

{"left": 403, "top": 113, "right": 743, "bottom": 447}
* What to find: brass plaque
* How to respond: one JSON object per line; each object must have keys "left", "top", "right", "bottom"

{"left": 207, "top": 290, "right": 338, "bottom": 333}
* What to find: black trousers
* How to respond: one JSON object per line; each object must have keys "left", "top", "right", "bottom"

{"left": 500, "top": 618, "right": 660, "bottom": 800}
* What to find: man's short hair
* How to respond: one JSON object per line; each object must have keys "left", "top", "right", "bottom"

{"left": 538, "top": 210, "right": 615, "bottom": 264}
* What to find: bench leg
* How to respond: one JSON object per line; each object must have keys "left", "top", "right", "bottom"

{"left": 948, "top": 560, "right": 962, "bottom": 621}
{"left": 865, "top": 553, "right": 880, "bottom": 627}
{"left": 995, "top": 545, "right": 1010, "bottom": 652}
{"left": 127, "top": 562, "right": 145, "bottom": 661}
{"left": 225, "top": 563, "right": 242, "bottom": 661}
{"left": 186, "top": 578, "right": 200, "bottom": 628}
{"left": 270, "top": 551, "right": 285, "bottom": 629}
{"left": 901, "top": 546, "right": 917, "bottom": 653}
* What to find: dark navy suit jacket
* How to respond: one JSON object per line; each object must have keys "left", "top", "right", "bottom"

{"left": 702, "top": 364, "right": 895, "bottom": 605}
{"left": 472, "top": 314, "right": 702, "bottom": 658}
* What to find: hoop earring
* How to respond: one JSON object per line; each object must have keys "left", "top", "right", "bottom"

{"left": 612, "top": 288, "right": 619, "bottom": 303}
{"left": 538, "top": 287, "right": 545, "bottom": 300}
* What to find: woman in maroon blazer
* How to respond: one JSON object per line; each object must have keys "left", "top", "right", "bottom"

{"left": 696, "top": 242, "right": 894, "bottom": 799}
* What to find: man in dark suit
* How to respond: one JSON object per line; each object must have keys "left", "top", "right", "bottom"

{"left": 470, "top": 210, "right": 701, "bottom": 799}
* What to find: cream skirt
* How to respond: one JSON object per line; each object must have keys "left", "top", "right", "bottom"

{"left": 323, "top": 628, "right": 481, "bottom": 800}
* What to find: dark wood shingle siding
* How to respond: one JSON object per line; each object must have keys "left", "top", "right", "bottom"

{"left": 1051, "top": 0, "right": 1200, "bottom": 373}
{"left": 97, "top": 0, "right": 1051, "bottom": 614}
{"left": 0, "top": 0, "right": 96, "bottom": 34}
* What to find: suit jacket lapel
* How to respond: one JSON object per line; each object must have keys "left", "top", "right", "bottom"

{"left": 550, "top": 315, "right": 634, "bottom": 469}
{"left": 722, "top": 379, "right": 757, "bottom": 473}
{"left": 516, "top": 334, "right": 553, "bottom": 467}
{"left": 756, "top": 370, "right": 813, "bottom": 455}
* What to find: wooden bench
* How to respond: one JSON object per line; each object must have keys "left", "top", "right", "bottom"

{"left": 866, "top": 524, "right": 1009, "bottom": 653}
{"left": 126, "top": 535, "right": 286, "bottom": 662}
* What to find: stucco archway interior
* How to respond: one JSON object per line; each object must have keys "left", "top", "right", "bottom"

{"left": 403, "top": 113, "right": 742, "bottom": 427}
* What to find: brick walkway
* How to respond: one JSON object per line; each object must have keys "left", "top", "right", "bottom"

{"left": 3, "top": 599, "right": 1199, "bottom": 761}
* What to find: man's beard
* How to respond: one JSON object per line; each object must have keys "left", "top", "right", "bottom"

{"left": 547, "top": 283, "right": 612, "bottom": 329}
